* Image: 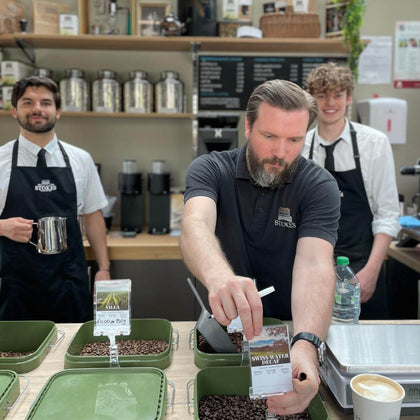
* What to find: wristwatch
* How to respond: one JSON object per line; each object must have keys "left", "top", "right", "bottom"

{"left": 291, "top": 332, "right": 326, "bottom": 366}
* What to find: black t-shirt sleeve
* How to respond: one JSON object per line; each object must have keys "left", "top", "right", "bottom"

{"left": 184, "top": 154, "right": 220, "bottom": 204}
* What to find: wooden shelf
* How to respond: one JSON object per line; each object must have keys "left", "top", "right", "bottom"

{"left": 84, "top": 230, "right": 182, "bottom": 260}
{"left": 0, "top": 110, "right": 194, "bottom": 118}
{"left": 0, "top": 33, "right": 350, "bottom": 54}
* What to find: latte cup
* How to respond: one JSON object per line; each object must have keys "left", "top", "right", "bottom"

{"left": 350, "top": 373, "right": 405, "bottom": 420}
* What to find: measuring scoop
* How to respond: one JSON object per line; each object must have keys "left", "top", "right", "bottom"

{"left": 187, "top": 277, "right": 237, "bottom": 353}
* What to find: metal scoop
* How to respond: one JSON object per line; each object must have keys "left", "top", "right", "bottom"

{"left": 187, "top": 277, "right": 236, "bottom": 353}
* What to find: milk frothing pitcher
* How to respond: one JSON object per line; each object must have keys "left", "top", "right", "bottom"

{"left": 29, "top": 217, "right": 67, "bottom": 254}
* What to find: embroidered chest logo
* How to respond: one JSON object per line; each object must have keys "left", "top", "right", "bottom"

{"left": 274, "top": 207, "right": 296, "bottom": 229}
{"left": 35, "top": 179, "right": 57, "bottom": 192}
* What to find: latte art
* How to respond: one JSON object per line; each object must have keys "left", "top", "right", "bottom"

{"left": 353, "top": 377, "right": 404, "bottom": 402}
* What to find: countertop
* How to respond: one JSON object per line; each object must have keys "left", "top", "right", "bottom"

{"left": 6, "top": 320, "right": 419, "bottom": 420}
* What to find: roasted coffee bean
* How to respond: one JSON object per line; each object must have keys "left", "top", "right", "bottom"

{"left": 197, "top": 332, "right": 243, "bottom": 353}
{"left": 79, "top": 339, "right": 168, "bottom": 356}
{"left": 198, "top": 395, "right": 311, "bottom": 420}
{"left": 0, "top": 351, "right": 33, "bottom": 357}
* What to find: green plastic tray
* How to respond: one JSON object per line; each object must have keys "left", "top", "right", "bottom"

{"left": 26, "top": 367, "right": 167, "bottom": 420}
{"left": 193, "top": 318, "right": 283, "bottom": 368}
{"left": 65, "top": 318, "right": 173, "bottom": 369}
{"left": 0, "top": 321, "right": 57, "bottom": 373}
{"left": 194, "top": 366, "right": 329, "bottom": 420}
{"left": 0, "top": 370, "right": 20, "bottom": 419}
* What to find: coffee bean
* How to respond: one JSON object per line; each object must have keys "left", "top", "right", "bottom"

{"left": 0, "top": 351, "right": 33, "bottom": 357}
{"left": 198, "top": 395, "right": 311, "bottom": 420}
{"left": 79, "top": 339, "right": 169, "bottom": 356}
{"left": 197, "top": 332, "right": 243, "bottom": 353}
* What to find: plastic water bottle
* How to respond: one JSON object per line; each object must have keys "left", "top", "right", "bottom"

{"left": 332, "top": 256, "right": 361, "bottom": 324}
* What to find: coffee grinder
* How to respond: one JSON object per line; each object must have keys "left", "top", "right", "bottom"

{"left": 148, "top": 160, "right": 170, "bottom": 234}
{"left": 118, "top": 159, "right": 143, "bottom": 236}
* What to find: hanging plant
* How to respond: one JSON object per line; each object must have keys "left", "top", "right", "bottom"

{"left": 333, "top": 0, "right": 366, "bottom": 81}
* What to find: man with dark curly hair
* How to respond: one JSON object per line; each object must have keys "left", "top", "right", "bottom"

{"left": 303, "top": 62, "right": 400, "bottom": 319}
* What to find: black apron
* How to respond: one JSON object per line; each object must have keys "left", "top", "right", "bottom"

{"left": 0, "top": 139, "right": 91, "bottom": 322}
{"left": 309, "top": 124, "right": 388, "bottom": 318}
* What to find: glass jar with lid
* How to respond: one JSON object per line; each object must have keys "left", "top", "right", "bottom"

{"left": 60, "top": 68, "right": 89, "bottom": 112}
{"left": 155, "top": 71, "right": 184, "bottom": 114}
{"left": 124, "top": 71, "right": 152, "bottom": 113}
{"left": 92, "top": 69, "right": 121, "bottom": 113}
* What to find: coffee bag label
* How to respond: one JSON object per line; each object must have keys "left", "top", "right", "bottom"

{"left": 248, "top": 325, "right": 293, "bottom": 398}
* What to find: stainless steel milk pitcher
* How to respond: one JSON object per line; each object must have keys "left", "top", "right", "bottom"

{"left": 29, "top": 217, "right": 68, "bottom": 254}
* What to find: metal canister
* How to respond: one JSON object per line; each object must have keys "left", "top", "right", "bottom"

{"left": 60, "top": 68, "right": 89, "bottom": 112}
{"left": 34, "top": 68, "right": 54, "bottom": 79}
{"left": 92, "top": 69, "right": 121, "bottom": 113}
{"left": 155, "top": 71, "right": 184, "bottom": 113}
{"left": 124, "top": 71, "right": 152, "bottom": 113}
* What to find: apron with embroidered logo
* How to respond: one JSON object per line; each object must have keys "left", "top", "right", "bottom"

{"left": 0, "top": 139, "right": 91, "bottom": 322}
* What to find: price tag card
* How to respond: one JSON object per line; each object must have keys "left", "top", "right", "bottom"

{"left": 248, "top": 325, "right": 293, "bottom": 399}
{"left": 94, "top": 279, "right": 131, "bottom": 336}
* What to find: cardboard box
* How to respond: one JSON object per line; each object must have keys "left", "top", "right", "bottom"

{"left": 0, "top": 0, "right": 25, "bottom": 34}
{"left": 31, "top": 0, "right": 69, "bottom": 34}
{"left": 1, "top": 60, "right": 33, "bottom": 86}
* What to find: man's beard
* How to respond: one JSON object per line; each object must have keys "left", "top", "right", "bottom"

{"left": 17, "top": 113, "right": 56, "bottom": 133}
{"left": 246, "top": 143, "right": 300, "bottom": 189}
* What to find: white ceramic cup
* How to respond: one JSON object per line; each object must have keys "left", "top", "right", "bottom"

{"left": 350, "top": 373, "right": 405, "bottom": 420}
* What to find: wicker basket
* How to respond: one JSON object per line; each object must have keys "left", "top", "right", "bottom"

{"left": 260, "top": 12, "right": 321, "bottom": 38}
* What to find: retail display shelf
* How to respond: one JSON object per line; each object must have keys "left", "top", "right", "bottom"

{"left": 0, "top": 33, "right": 351, "bottom": 54}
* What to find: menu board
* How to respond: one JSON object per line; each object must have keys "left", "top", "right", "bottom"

{"left": 199, "top": 56, "right": 346, "bottom": 111}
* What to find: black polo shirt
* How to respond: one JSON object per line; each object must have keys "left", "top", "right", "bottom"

{"left": 184, "top": 145, "right": 340, "bottom": 319}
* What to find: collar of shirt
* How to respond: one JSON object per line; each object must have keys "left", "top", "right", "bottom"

{"left": 314, "top": 118, "right": 351, "bottom": 146}
{"left": 18, "top": 134, "right": 59, "bottom": 160}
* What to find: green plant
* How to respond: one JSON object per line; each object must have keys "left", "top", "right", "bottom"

{"left": 333, "top": 0, "right": 366, "bottom": 81}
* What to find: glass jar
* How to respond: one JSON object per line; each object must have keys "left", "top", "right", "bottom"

{"left": 92, "top": 69, "right": 121, "bottom": 113}
{"left": 123, "top": 71, "right": 152, "bottom": 113}
{"left": 155, "top": 71, "right": 184, "bottom": 114}
{"left": 60, "top": 68, "right": 89, "bottom": 112}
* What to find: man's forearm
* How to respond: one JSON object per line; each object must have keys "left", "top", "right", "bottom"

{"left": 179, "top": 214, "right": 234, "bottom": 288}
{"left": 291, "top": 239, "right": 335, "bottom": 340}
{"left": 365, "top": 233, "right": 392, "bottom": 275}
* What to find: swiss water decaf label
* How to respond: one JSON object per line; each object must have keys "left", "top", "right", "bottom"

{"left": 248, "top": 325, "right": 293, "bottom": 398}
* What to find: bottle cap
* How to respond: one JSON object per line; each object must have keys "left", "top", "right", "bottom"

{"left": 336, "top": 256, "right": 349, "bottom": 266}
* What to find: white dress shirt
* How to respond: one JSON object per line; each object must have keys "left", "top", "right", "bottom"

{"left": 303, "top": 119, "right": 400, "bottom": 238}
{"left": 0, "top": 134, "right": 108, "bottom": 216}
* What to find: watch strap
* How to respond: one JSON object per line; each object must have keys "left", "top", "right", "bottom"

{"left": 291, "top": 332, "right": 325, "bottom": 365}
{"left": 291, "top": 332, "right": 322, "bottom": 349}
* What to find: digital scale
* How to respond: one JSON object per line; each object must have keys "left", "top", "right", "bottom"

{"left": 320, "top": 324, "right": 420, "bottom": 415}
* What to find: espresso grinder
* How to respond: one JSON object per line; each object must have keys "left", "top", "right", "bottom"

{"left": 118, "top": 159, "right": 143, "bottom": 236}
{"left": 148, "top": 160, "right": 170, "bottom": 234}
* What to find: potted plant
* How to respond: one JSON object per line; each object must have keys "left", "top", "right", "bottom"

{"left": 332, "top": 0, "right": 366, "bottom": 81}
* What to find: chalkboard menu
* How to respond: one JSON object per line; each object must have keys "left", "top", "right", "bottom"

{"left": 199, "top": 56, "right": 347, "bottom": 111}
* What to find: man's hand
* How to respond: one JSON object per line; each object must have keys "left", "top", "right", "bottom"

{"left": 94, "top": 269, "right": 111, "bottom": 281}
{"left": 266, "top": 339, "right": 320, "bottom": 415}
{"left": 357, "top": 265, "right": 379, "bottom": 303}
{"left": 0, "top": 217, "right": 34, "bottom": 242}
{"left": 207, "top": 275, "right": 263, "bottom": 340}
